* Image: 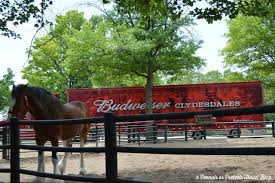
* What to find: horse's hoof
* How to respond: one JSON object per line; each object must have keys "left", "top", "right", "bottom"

{"left": 58, "top": 165, "right": 64, "bottom": 175}
{"left": 79, "top": 168, "right": 87, "bottom": 175}
{"left": 47, "top": 178, "right": 64, "bottom": 183}
{"left": 36, "top": 177, "right": 45, "bottom": 183}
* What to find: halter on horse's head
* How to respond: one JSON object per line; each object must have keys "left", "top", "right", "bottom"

{"left": 8, "top": 84, "right": 29, "bottom": 119}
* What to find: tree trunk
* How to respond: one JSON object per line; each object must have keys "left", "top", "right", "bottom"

{"left": 145, "top": 59, "right": 155, "bottom": 142}
{"left": 145, "top": 59, "right": 153, "bottom": 114}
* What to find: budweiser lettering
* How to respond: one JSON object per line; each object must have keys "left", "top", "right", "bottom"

{"left": 94, "top": 99, "right": 241, "bottom": 113}
{"left": 94, "top": 100, "right": 170, "bottom": 112}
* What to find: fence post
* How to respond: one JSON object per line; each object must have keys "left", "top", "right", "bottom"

{"left": 127, "top": 123, "right": 131, "bottom": 143}
{"left": 164, "top": 125, "right": 168, "bottom": 143}
{"left": 7, "top": 126, "right": 10, "bottom": 160}
{"left": 272, "top": 121, "right": 275, "bottom": 138}
{"left": 203, "top": 126, "right": 207, "bottom": 139}
{"left": 153, "top": 122, "right": 158, "bottom": 144}
{"left": 132, "top": 126, "right": 136, "bottom": 143}
{"left": 237, "top": 121, "right": 241, "bottom": 138}
{"left": 95, "top": 124, "right": 98, "bottom": 148}
{"left": 10, "top": 117, "right": 20, "bottom": 183}
{"left": 118, "top": 124, "right": 121, "bottom": 146}
{"left": 104, "top": 113, "right": 118, "bottom": 183}
{"left": 184, "top": 123, "right": 188, "bottom": 141}
{"left": 2, "top": 125, "right": 8, "bottom": 160}
{"left": 137, "top": 123, "right": 141, "bottom": 146}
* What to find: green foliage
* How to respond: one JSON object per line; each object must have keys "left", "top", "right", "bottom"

{"left": 24, "top": 9, "right": 203, "bottom": 102}
{"left": 0, "top": 68, "right": 14, "bottom": 117}
{"left": 0, "top": 0, "right": 52, "bottom": 38}
{"left": 98, "top": 5, "right": 204, "bottom": 115}
{"left": 190, "top": 0, "right": 273, "bottom": 23}
{"left": 101, "top": 7, "right": 204, "bottom": 82}
{"left": 222, "top": 14, "right": 274, "bottom": 68}
{"left": 23, "top": 11, "right": 93, "bottom": 100}
{"left": 105, "top": 0, "right": 274, "bottom": 23}
{"left": 166, "top": 70, "right": 224, "bottom": 84}
{"left": 198, "top": 70, "right": 224, "bottom": 83}
{"left": 2, "top": 0, "right": 273, "bottom": 39}
{"left": 23, "top": 10, "right": 149, "bottom": 99}
{"left": 222, "top": 13, "right": 275, "bottom": 104}
{"left": 223, "top": 70, "right": 248, "bottom": 82}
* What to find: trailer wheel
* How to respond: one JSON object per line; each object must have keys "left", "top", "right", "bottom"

{"left": 192, "top": 131, "right": 203, "bottom": 140}
{"left": 227, "top": 129, "right": 240, "bottom": 138}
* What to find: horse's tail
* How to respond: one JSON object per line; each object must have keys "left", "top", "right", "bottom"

{"left": 69, "top": 101, "right": 91, "bottom": 143}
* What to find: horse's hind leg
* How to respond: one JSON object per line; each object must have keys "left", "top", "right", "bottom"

{"left": 58, "top": 139, "right": 71, "bottom": 175}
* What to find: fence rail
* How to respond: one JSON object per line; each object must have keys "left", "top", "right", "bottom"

{"left": 116, "top": 146, "right": 275, "bottom": 155}
{"left": 1, "top": 104, "right": 275, "bottom": 183}
{"left": 2, "top": 120, "right": 272, "bottom": 147}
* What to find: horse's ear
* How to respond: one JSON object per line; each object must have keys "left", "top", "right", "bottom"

{"left": 12, "top": 84, "right": 15, "bottom": 89}
{"left": 25, "top": 83, "right": 28, "bottom": 88}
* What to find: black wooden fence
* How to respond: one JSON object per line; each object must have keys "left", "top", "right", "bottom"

{"left": 0, "top": 121, "right": 9, "bottom": 160}
{"left": 1, "top": 105, "right": 275, "bottom": 183}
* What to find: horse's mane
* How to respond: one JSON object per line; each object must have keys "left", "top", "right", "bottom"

{"left": 27, "top": 86, "right": 53, "bottom": 97}
{"left": 19, "top": 85, "right": 62, "bottom": 119}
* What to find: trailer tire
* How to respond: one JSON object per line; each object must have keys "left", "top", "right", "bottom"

{"left": 192, "top": 131, "right": 204, "bottom": 140}
{"left": 227, "top": 129, "right": 240, "bottom": 138}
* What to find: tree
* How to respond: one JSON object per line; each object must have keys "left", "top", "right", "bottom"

{"left": 223, "top": 70, "right": 248, "bottom": 82}
{"left": 105, "top": 0, "right": 273, "bottom": 23}
{"left": 22, "top": 11, "right": 94, "bottom": 100}
{"left": 25, "top": 9, "right": 203, "bottom": 105}
{"left": 0, "top": 0, "right": 52, "bottom": 38}
{"left": 96, "top": 0, "right": 272, "bottom": 120}
{"left": 166, "top": 70, "right": 224, "bottom": 84}
{"left": 0, "top": 68, "right": 14, "bottom": 118}
{"left": 1, "top": 0, "right": 273, "bottom": 39}
{"left": 222, "top": 14, "right": 274, "bottom": 71}
{"left": 99, "top": 5, "right": 204, "bottom": 115}
{"left": 23, "top": 11, "right": 147, "bottom": 100}
{"left": 94, "top": 5, "right": 204, "bottom": 139}
{"left": 222, "top": 13, "right": 275, "bottom": 103}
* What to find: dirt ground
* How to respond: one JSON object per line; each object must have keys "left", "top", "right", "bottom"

{"left": 1, "top": 137, "right": 275, "bottom": 183}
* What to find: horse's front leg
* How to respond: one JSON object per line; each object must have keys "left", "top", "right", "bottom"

{"left": 38, "top": 150, "right": 45, "bottom": 173}
{"left": 49, "top": 139, "right": 65, "bottom": 183}
{"left": 51, "top": 140, "right": 61, "bottom": 175}
{"left": 36, "top": 138, "right": 46, "bottom": 183}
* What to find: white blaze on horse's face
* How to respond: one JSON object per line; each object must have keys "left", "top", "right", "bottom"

{"left": 10, "top": 98, "right": 16, "bottom": 109}
{"left": 7, "top": 98, "right": 16, "bottom": 120}
{"left": 24, "top": 96, "right": 28, "bottom": 103}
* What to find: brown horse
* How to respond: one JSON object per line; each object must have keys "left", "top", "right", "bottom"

{"left": 8, "top": 84, "right": 90, "bottom": 182}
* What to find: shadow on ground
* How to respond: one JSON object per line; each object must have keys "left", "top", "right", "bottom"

{"left": 62, "top": 166, "right": 270, "bottom": 183}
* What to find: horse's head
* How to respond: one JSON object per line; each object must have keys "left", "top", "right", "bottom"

{"left": 8, "top": 84, "right": 29, "bottom": 120}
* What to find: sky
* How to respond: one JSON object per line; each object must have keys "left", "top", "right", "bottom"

{"left": 0, "top": 0, "right": 228, "bottom": 84}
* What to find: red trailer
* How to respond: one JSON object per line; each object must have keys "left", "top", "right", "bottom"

{"left": 67, "top": 81, "right": 265, "bottom": 139}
